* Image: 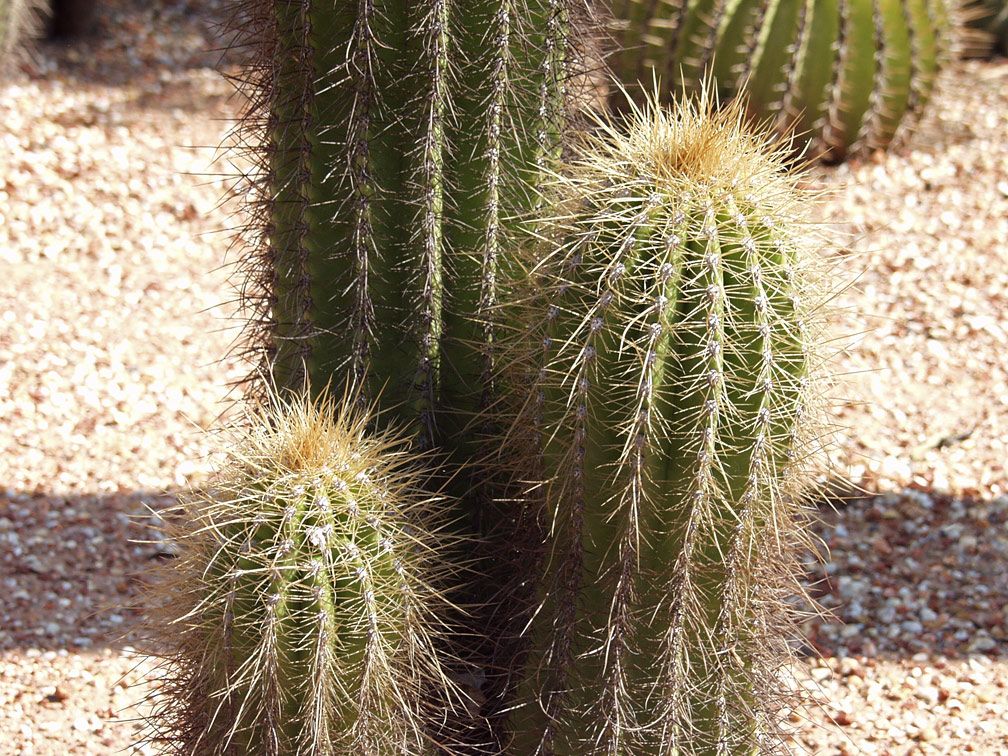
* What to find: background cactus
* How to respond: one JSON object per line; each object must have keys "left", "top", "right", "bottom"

{"left": 605, "top": 0, "right": 962, "bottom": 160}
{"left": 48, "top": 0, "right": 96, "bottom": 38}
{"left": 967, "top": 0, "right": 1008, "bottom": 54}
{"left": 0, "top": 0, "right": 44, "bottom": 71}
{"left": 499, "top": 88, "right": 828, "bottom": 756}
{"left": 142, "top": 388, "right": 461, "bottom": 756}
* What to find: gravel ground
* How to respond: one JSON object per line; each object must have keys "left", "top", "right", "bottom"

{"left": 1, "top": 2, "right": 1006, "bottom": 755}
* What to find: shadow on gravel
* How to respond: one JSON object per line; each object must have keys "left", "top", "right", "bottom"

{"left": 801, "top": 484, "right": 1008, "bottom": 663}
{"left": 0, "top": 489, "right": 180, "bottom": 654}
{"left": 3, "top": 482, "right": 1005, "bottom": 670}
{"left": 16, "top": 0, "right": 241, "bottom": 102}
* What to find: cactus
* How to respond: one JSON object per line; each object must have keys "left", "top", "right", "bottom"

{"left": 226, "top": 2, "right": 601, "bottom": 747}
{"left": 605, "top": 0, "right": 962, "bottom": 160}
{"left": 142, "top": 387, "right": 462, "bottom": 756}
{"left": 48, "top": 0, "right": 97, "bottom": 38}
{"left": 0, "top": 0, "right": 44, "bottom": 71}
{"left": 233, "top": 0, "right": 584, "bottom": 454}
{"left": 499, "top": 87, "right": 828, "bottom": 756}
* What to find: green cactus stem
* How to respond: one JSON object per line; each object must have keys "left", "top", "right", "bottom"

{"left": 141, "top": 387, "right": 463, "bottom": 756}
{"left": 500, "top": 87, "right": 829, "bottom": 756}
{"left": 605, "top": 0, "right": 962, "bottom": 160}
{"left": 232, "top": 0, "right": 580, "bottom": 454}
{"left": 226, "top": 3, "right": 602, "bottom": 748}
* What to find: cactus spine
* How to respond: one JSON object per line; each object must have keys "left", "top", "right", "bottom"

{"left": 501, "top": 89, "right": 826, "bottom": 756}
{"left": 0, "top": 0, "right": 43, "bottom": 70}
{"left": 144, "top": 389, "right": 459, "bottom": 756}
{"left": 606, "top": 0, "right": 962, "bottom": 160}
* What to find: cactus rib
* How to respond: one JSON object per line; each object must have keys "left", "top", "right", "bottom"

{"left": 607, "top": 0, "right": 963, "bottom": 160}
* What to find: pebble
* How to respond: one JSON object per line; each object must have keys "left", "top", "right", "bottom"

{"left": 915, "top": 685, "right": 941, "bottom": 705}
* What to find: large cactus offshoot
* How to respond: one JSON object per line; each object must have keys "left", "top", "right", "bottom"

{"left": 501, "top": 87, "right": 829, "bottom": 756}
{"left": 141, "top": 388, "right": 461, "bottom": 756}
{"left": 606, "top": 0, "right": 962, "bottom": 160}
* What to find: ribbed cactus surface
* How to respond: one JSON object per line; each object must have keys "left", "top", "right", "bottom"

{"left": 235, "top": 0, "right": 578, "bottom": 454}
{"left": 144, "top": 390, "right": 459, "bottom": 756}
{"left": 607, "top": 0, "right": 961, "bottom": 160}
{"left": 501, "top": 90, "right": 825, "bottom": 756}
{"left": 229, "top": 4, "right": 597, "bottom": 746}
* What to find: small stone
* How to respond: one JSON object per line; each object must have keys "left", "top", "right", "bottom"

{"left": 839, "top": 656, "right": 863, "bottom": 677}
{"left": 915, "top": 685, "right": 940, "bottom": 705}
{"left": 832, "top": 709, "right": 854, "bottom": 726}
{"left": 810, "top": 666, "right": 832, "bottom": 682}
{"left": 974, "top": 684, "right": 999, "bottom": 704}
{"left": 968, "top": 635, "right": 997, "bottom": 653}
{"left": 900, "top": 620, "right": 924, "bottom": 635}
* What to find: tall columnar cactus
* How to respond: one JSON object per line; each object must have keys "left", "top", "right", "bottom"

{"left": 500, "top": 89, "right": 828, "bottom": 756}
{"left": 143, "top": 389, "right": 461, "bottom": 756}
{"left": 606, "top": 0, "right": 962, "bottom": 160}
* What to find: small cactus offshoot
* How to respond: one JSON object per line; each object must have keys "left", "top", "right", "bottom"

{"left": 500, "top": 86, "right": 830, "bottom": 756}
{"left": 141, "top": 387, "right": 462, "bottom": 756}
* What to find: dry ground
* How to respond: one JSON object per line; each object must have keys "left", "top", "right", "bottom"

{"left": 1, "top": 2, "right": 1006, "bottom": 755}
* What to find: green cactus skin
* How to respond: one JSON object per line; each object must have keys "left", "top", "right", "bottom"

{"left": 606, "top": 0, "right": 963, "bottom": 161}
{"left": 500, "top": 90, "right": 827, "bottom": 756}
{"left": 142, "top": 389, "right": 461, "bottom": 756}
{"left": 233, "top": 0, "right": 578, "bottom": 456}
{"left": 0, "top": 0, "right": 44, "bottom": 71}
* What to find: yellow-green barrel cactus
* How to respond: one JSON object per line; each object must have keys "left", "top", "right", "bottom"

{"left": 606, "top": 0, "right": 962, "bottom": 160}
{"left": 143, "top": 390, "right": 461, "bottom": 756}
{"left": 500, "top": 88, "right": 829, "bottom": 756}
